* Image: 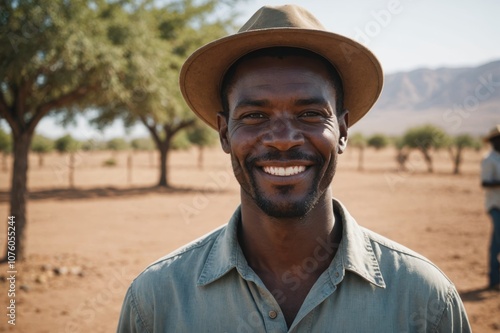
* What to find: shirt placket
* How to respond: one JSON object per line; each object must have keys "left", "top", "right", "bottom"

{"left": 243, "top": 277, "right": 289, "bottom": 333}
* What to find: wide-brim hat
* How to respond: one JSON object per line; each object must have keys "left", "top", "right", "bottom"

{"left": 484, "top": 124, "right": 500, "bottom": 142}
{"left": 179, "top": 4, "right": 383, "bottom": 130}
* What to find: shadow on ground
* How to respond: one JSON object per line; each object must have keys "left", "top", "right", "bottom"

{"left": 459, "top": 287, "right": 499, "bottom": 302}
{"left": 0, "top": 185, "right": 232, "bottom": 202}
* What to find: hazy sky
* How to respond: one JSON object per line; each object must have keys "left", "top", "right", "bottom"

{"left": 4, "top": 0, "right": 500, "bottom": 140}
{"left": 238, "top": 0, "right": 500, "bottom": 73}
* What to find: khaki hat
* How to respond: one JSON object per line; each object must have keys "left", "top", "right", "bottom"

{"left": 484, "top": 124, "right": 500, "bottom": 142}
{"left": 179, "top": 4, "right": 383, "bottom": 130}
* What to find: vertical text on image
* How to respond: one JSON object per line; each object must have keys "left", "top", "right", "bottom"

{"left": 6, "top": 215, "right": 17, "bottom": 325}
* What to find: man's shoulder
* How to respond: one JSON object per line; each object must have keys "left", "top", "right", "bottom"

{"left": 131, "top": 224, "right": 226, "bottom": 287}
{"left": 362, "top": 227, "right": 453, "bottom": 286}
{"left": 483, "top": 150, "right": 500, "bottom": 163}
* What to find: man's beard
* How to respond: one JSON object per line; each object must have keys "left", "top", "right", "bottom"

{"left": 239, "top": 149, "right": 336, "bottom": 218}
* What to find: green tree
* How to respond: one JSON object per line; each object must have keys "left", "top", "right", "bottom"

{"left": 106, "top": 137, "right": 129, "bottom": 160}
{"left": 367, "top": 133, "right": 389, "bottom": 150}
{"left": 131, "top": 137, "right": 155, "bottom": 151}
{"left": 393, "top": 136, "right": 410, "bottom": 171}
{"left": 81, "top": 139, "right": 105, "bottom": 152}
{"left": 0, "top": 1, "right": 125, "bottom": 261}
{"left": 448, "top": 134, "right": 482, "bottom": 174}
{"left": 54, "top": 134, "right": 80, "bottom": 188}
{"left": 90, "top": 0, "right": 239, "bottom": 187}
{"left": 402, "top": 125, "right": 449, "bottom": 173}
{"left": 0, "top": 127, "right": 12, "bottom": 172}
{"left": 30, "top": 134, "right": 54, "bottom": 167}
{"left": 187, "top": 120, "right": 218, "bottom": 169}
{"left": 349, "top": 133, "right": 367, "bottom": 171}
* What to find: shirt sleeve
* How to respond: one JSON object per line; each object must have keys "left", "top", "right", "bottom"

{"left": 481, "top": 157, "right": 494, "bottom": 182}
{"left": 434, "top": 285, "right": 471, "bottom": 333}
{"left": 116, "top": 285, "right": 149, "bottom": 333}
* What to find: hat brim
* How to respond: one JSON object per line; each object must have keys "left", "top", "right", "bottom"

{"left": 484, "top": 132, "right": 500, "bottom": 142}
{"left": 180, "top": 28, "right": 383, "bottom": 130}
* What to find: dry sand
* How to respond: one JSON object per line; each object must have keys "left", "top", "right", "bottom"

{"left": 0, "top": 147, "right": 498, "bottom": 332}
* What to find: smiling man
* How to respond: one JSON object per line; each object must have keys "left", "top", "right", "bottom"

{"left": 117, "top": 5, "right": 471, "bottom": 332}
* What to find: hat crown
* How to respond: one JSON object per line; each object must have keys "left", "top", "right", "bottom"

{"left": 238, "top": 5, "right": 326, "bottom": 33}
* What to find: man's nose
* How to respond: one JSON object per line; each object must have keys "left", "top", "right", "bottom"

{"left": 261, "top": 118, "right": 305, "bottom": 151}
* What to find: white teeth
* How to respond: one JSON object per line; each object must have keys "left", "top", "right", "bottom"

{"left": 262, "top": 166, "right": 306, "bottom": 176}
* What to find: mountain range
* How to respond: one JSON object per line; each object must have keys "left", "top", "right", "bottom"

{"left": 353, "top": 60, "right": 500, "bottom": 136}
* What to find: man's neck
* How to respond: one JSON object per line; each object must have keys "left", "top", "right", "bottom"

{"left": 238, "top": 191, "right": 341, "bottom": 277}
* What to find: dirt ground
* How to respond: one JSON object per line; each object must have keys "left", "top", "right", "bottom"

{"left": 0, "top": 146, "right": 498, "bottom": 332}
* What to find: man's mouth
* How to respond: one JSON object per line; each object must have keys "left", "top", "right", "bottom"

{"left": 262, "top": 166, "right": 307, "bottom": 177}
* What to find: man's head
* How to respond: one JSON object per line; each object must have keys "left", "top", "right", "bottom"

{"left": 489, "top": 135, "right": 500, "bottom": 152}
{"left": 179, "top": 4, "right": 383, "bottom": 130}
{"left": 485, "top": 125, "right": 500, "bottom": 152}
{"left": 216, "top": 48, "right": 347, "bottom": 218}
{"left": 179, "top": 4, "right": 383, "bottom": 218}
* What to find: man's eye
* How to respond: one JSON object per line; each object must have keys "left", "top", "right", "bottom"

{"left": 243, "top": 113, "right": 266, "bottom": 119}
{"left": 300, "top": 111, "right": 322, "bottom": 118}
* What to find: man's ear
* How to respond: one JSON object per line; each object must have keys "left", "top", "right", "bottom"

{"left": 217, "top": 112, "right": 231, "bottom": 154}
{"left": 337, "top": 110, "right": 349, "bottom": 154}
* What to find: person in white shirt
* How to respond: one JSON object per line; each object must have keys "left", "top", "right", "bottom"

{"left": 481, "top": 124, "right": 500, "bottom": 291}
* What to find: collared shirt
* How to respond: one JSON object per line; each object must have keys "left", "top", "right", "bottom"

{"left": 117, "top": 199, "right": 471, "bottom": 333}
{"left": 481, "top": 149, "right": 500, "bottom": 211}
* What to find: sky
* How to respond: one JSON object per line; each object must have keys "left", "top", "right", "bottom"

{"left": 3, "top": 0, "right": 499, "bottom": 140}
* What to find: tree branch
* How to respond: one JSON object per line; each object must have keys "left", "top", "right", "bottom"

{"left": 139, "top": 114, "right": 161, "bottom": 147}
{"left": 170, "top": 118, "right": 195, "bottom": 136}
{"left": 27, "top": 84, "right": 96, "bottom": 134}
{"left": 0, "top": 90, "right": 19, "bottom": 137}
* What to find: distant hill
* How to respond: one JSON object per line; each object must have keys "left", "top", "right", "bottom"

{"left": 354, "top": 60, "right": 500, "bottom": 136}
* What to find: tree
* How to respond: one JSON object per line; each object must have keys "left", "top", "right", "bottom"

{"left": 54, "top": 134, "right": 80, "bottom": 188}
{"left": 448, "top": 134, "right": 481, "bottom": 174}
{"left": 30, "top": 134, "right": 54, "bottom": 167}
{"left": 393, "top": 136, "right": 410, "bottom": 171}
{"left": 131, "top": 137, "right": 155, "bottom": 151}
{"left": 402, "top": 125, "right": 449, "bottom": 173}
{"left": 349, "top": 133, "right": 366, "bottom": 171}
{"left": 0, "top": 127, "right": 12, "bottom": 172}
{"left": 106, "top": 137, "right": 129, "bottom": 157}
{"left": 0, "top": 1, "right": 126, "bottom": 261}
{"left": 367, "top": 133, "right": 389, "bottom": 150}
{"left": 90, "top": 0, "right": 239, "bottom": 187}
{"left": 186, "top": 120, "right": 218, "bottom": 169}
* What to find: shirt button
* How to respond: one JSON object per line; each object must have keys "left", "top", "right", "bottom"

{"left": 335, "top": 272, "right": 340, "bottom": 278}
{"left": 268, "top": 310, "right": 278, "bottom": 319}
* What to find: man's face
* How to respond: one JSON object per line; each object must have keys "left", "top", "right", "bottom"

{"left": 217, "top": 55, "right": 348, "bottom": 218}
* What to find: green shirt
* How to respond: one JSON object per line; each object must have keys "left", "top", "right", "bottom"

{"left": 117, "top": 199, "right": 471, "bottom": 332}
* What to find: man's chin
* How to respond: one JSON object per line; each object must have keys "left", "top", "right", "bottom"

{"left": 254, "top": 195, "right": 317, "bottom": 219}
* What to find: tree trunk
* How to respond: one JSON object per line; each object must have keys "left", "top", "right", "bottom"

{"left": 127, "top": 152, "right": 132, "bottom": 185}
{"left": 3, "top": 132, "right": 32, "bottom": 262}
{"left": 453, "top": 148, "right": 462, "bottom": 175}
{"left": 38, "top": 153, "right": 44, "bottom": 168}
{"left": 1, "top": 152, "right": 7, "bottom": 172}
{"left": 69, "top": 152, "right": 75, "bottom": 188}
{"left": 198, "top": 146, "right": 204, "bottom": 170}
{"left": 158, "top": 139, "right": 171, "bottom": 187}
{"left": 421, "top": 148, "right": 433, "bottom": 173}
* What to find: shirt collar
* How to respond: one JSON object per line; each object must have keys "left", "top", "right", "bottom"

{"left": 197, "top": 199, "right": 386, "bottom": 289}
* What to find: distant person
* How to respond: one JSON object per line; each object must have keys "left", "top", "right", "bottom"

{"left": 117, "top": 5, "right": 471, "bottom": 332}
{"left": 481, "top": 124, "right": 500, "bottom": 291}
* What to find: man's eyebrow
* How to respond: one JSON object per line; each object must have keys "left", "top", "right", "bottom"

{"left": 234, "top": 99, "right": 271, "bottom": 109}
{"left": 294, "top": 97, "right": 329, "bottom": 106}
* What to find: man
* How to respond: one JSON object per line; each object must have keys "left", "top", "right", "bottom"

{"left": 481, "top": 125, "right": 500, "bottom": 291}
{"left": 117, "top": 5, "right": 471, "bottom": 332}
